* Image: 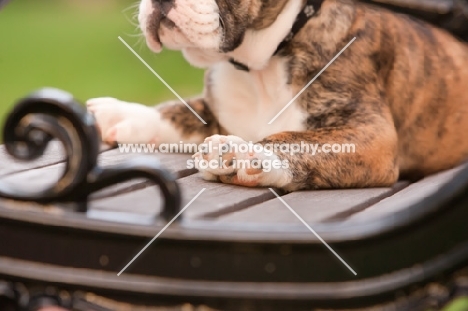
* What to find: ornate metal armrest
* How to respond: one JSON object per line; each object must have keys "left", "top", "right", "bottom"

{"left": 0, "top": 88, "right": 181, "bottom": 221}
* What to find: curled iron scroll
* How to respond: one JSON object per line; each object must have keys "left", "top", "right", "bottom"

{"left": 0, "top": 88, "right": 181, "bottom": 221}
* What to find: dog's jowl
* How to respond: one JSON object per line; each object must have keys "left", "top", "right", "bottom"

{"left": 87, "top": 0, "right": 468, "bottom": 191}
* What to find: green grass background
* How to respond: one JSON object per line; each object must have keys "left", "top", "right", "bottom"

{"left": 0, "top": 0, "right": 203, "bottom": 138}
{"left": 1, "top": 1, "right": 468, "bottom": 310}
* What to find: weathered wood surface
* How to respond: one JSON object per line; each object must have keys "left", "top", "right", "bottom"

{"left": 215, "top": 182, "right": 409, "bottom": 224}
{"left": 0, "top": 142, "right": 112, "bottom": 177}
{"left": 348, "top": 163, "right": 468, "bottom": 221}
{"left": 0, "top": 144, "right": 466, "bottom": 225}
{"left": 0, "top": 141, "right": 66, "bottom": 177}
{"left": 0, "top": 149, "right": 196, "bottom": 199}
{"left": 90, "top": 174, "right": 275, "bottom": 220}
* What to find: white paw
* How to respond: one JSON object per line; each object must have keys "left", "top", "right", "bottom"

{"left": 86, "top": 97, "right": 160, "bottom": 144}
{"left": 192, "top": 135, "right": 245, "bottom": 176}
{"left": 192, "top": 135, "right": 292, "bottom": 187}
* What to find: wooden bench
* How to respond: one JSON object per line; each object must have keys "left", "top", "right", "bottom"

{"left": 0, "top": 89, "right": 468, "bottom": 311}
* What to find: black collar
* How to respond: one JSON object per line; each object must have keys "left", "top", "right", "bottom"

{"left": 229, "top": 0, "right": 324, "bottom": 72}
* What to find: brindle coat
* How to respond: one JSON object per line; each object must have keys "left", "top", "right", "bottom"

{"left": 158, "top": 0, "right": 468, "bottom": 190}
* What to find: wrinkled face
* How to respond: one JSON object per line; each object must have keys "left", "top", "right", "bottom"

{"left": 139, "top": 0, "right": 288, "bottom": 53}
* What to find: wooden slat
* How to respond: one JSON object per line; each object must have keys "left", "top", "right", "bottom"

{"left": 92, "top": 150, "right": 196, "bottom": 199}
{"left": 347, "top": 163, "right": 468, "bottom": 221}
{"left": 0, "top": 142, "right": 112, "bottom": 178}
{"left": 0, "top": 150, "right": 195, "bottom": 199}
{"left": 88, "top": 173, "right": 275, "bottom": 223}
{"left": 3, "top": 142, "right": 466, "bottom": 228}
{"left": 0, "top": 142, "right": 65, "bottom": 177}
{"left": 213, "top": 182, "right": 408, "bottom": 224}
{"left": 95, "top": 149, "right": 194, "bottom": 177}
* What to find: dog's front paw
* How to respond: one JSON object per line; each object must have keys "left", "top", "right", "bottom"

{"left": 193, "top": 135, "right": 292, "bottom": 188}
{"left": 86, "top": 97, "right": 160, "bottom": 144}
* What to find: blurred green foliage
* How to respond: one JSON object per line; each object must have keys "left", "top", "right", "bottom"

{"left": 0, "top": 0, "right": 203, "bottom": 136}
{"left": 443, "top": 297, "right": 468, "bottom": 311}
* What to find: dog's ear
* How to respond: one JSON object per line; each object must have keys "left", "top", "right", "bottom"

{"left": 220, "top": 29, "right": 246, "bottom": 53}
{"left": 216, "top": 0, "right": 254, "bottom": 52}
{"left": 217, "top": 0, "right": 290, "bottom": 52}
{"left": 251, "top": 0, "right": 290, "bottom": 30}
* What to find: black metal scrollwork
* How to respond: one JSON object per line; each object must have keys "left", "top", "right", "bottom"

{"left": 0, "top": 88, "right": 181, "bottom": 221}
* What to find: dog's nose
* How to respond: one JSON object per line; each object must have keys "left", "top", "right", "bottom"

{"left": 154, "top": 0, "right": 174, "bottom": 12}
{"left": 152, "top": 0, "right": 172, "bottom": 4}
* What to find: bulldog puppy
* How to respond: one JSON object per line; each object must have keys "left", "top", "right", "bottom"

{"left": 87, "top": 0, "right": 468, "bottom": 191}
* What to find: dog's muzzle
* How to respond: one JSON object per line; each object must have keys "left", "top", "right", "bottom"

{"left": 142, "top": 0, "right": 222, "bottom": 52}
